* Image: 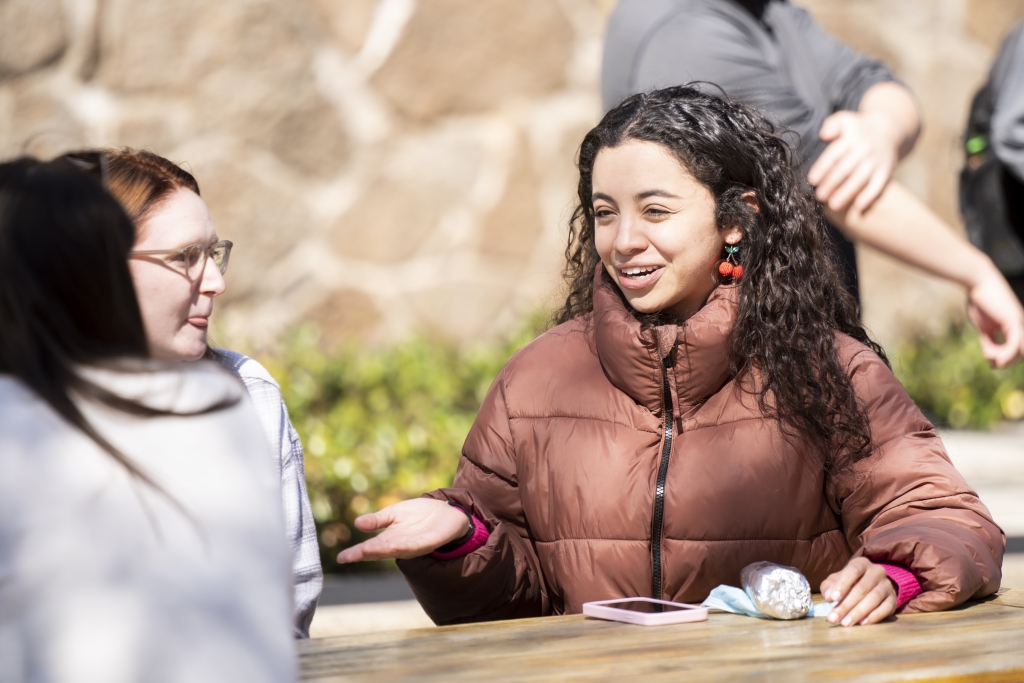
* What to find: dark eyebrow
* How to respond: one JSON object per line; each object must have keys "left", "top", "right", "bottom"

{"left": 635, "top": 189, "right": 681, "bottom": 201}
{"left": 592, "top": 189, "right": 681, "bottom": 204}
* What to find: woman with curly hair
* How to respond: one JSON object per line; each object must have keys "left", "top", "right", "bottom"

{"left": 337, "top": 86, "right": 1004, "bottom": 627}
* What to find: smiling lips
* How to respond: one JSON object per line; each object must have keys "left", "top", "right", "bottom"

{"left": 617, "top": 265, "right": 664, "bottom": 290}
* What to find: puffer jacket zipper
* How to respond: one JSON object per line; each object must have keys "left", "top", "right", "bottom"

{"left": 651, "top": 353, "right": 675, "bottom": 601}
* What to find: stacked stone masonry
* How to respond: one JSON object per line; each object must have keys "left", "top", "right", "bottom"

{"left": 0, "top": 0, "right": 1021, "bottom": 350}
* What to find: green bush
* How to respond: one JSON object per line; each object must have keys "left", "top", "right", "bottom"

{"left": 894, "top": 324, "right": 1024, "bottom": 430}
{"left": 261, "top": 315, "right": 547, "bottom": 573}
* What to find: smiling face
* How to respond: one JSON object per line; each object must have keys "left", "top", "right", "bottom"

{"left": 592, "top": 140, "right": 743, "bottom": 321}
{"left": 127, "top": 188, "right": 226, "bottom": 361}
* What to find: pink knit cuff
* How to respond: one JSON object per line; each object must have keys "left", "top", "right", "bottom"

{"left": 878, "top": 563, "right": 922, "bottom": 609}
{"left": 431, "top": 516, "right": 490, "bottom": 560}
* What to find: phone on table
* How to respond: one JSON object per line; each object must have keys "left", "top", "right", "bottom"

{"left": 582, "top": 597, "right": 709, "bottom": 626}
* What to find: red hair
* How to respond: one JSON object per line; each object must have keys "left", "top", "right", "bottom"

{"left": 86, "top": 148, "right": 200, "bottom": 231}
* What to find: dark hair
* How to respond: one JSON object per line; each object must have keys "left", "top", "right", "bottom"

{"left": 557, "top": 86, "right": 888, "bottom": 471}
{"left": 0, "top": 157, "right": 225, "bottom": 488}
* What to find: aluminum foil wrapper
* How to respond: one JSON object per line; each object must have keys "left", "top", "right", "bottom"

{"left": 740, "top": 561, "right": 813, "bottom": 620}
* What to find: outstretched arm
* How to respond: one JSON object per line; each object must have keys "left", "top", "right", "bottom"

{"left": 809, "top": 81, "right": 921, "bottom": 212}
{"left": 826, "top": 180, "right": 1024, "bottom": 367}
{"left": 338, "top": 368, "right": 548, "bottom": 625}
{"left": 335, "top": 498, "right": 472, "bottom": 562}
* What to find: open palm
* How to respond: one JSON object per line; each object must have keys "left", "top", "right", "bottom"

{"left": 335, "top": 498, "right": 470, "bottom": 563}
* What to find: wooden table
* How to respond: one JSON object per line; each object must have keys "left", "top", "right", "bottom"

{"left": 299, "top": 589, "right": 1024, "bottom": 682}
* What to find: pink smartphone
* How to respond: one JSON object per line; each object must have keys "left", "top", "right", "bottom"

{"left": 582, "top": 597, "right": 709, "bottom": 626}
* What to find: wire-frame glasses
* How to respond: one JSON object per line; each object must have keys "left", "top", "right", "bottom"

{"left": 129, "top": 240, "right": 233, "bottom": 281}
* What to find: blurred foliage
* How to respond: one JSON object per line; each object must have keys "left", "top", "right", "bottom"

{"left": 261, "top": 314, "right": 548, "bottom": 574}
{"left": 894, "top": 323, "right": 1024, "bottom": 430}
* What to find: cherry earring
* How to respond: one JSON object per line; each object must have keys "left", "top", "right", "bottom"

{"left": 716, "top": 244, "right": 743, "bottom": 280}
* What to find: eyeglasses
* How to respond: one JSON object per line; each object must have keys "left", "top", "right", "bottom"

{"left": 129, "top": 240, "right": 233, "bottom": 281}
{"left": 58, "top": 151, "right": 109, "bottom": 188}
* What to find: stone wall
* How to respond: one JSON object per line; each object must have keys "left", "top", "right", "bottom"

{"left": 1, "top": 0, "right": 1021, "bottom": 351}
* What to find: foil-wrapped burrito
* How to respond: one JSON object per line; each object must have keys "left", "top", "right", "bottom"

{"left": 740, "top": 561, "right": 813, "bottom": 620}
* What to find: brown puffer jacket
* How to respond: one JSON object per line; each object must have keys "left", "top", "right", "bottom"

{"left": 398, "top": 272, "right": 1005, "bottom": 624}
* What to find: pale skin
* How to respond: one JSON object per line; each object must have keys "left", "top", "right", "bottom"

{"left": 827, "top": 182, "right": 1024, "bottom": 368}
{"left": 808, "top": 80, "right": 1024, "bottom": 366}
{"left": 339, "top": 140, "right": 897, "bottom": 625}
{"left": 809, "top": 81, "right": 920, "bottom": 213}
{"left": 127, "top": 188, "right": 227, "bottom": 361}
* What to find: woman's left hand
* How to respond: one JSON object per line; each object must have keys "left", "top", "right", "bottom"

{"left": 819, "top": 557, "right": 897, "bottom": 626}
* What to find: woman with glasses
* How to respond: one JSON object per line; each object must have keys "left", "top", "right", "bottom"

{"left": 0, "top": 156, "right": 295, "bottom": 681}
{"left": 66, "top": 148, "right": 322, "bottom": 638}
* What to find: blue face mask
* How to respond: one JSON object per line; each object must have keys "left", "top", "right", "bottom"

{"left": 701, "top": 584, "right": 836, "bottom": 619}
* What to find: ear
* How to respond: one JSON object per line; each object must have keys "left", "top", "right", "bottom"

{"left": 723, "top": 191, "right": 759, "bottom": 244}
{"left": 740, "top": 190, "right": 760, "bottom": 214}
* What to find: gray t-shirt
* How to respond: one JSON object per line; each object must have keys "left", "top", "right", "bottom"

{"left": 990, "top": 22, "right": 1024, "bottom": 183}
{"left": 602, "top": 0, "right": 896, "bottom": 173}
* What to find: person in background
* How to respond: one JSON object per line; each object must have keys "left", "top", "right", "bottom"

{"left": 961, "top": 20, "right": 1024, "bottom": 304}
{"left": 333, "top": 88, "right": 1003, "bottom": 626}
{"left": 0, "top": 156, "right": 295, "bottom": 682}
{"left": 603, "top": 0, "right": 1024, "bottom": 367}
{"left": 64, "top": 148, "right": 323, "bottom": 638}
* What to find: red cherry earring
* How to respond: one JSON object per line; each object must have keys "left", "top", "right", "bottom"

{"left": 716, "top": 244, "right": 743, "bottom": 281}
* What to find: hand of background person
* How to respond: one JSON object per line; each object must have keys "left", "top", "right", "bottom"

{"left": 335, "top": 498, "right": 470, "bottom": 563}
{"left": 826, "top": 180, "right": 1024, "bottom": 368}
{"left": 819, "top": 557, "right": 897, "bottom": 626}
{"left": 808, "top": 111, "right": 901, "bottom": 213}
{"left": 967, "top": 271, "right": 1024, "bottom": 368}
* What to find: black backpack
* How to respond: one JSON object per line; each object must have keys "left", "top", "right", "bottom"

{"left": 959, "top": 82, "right": 1024, "bottom": 276}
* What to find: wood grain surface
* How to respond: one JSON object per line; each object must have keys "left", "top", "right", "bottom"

{"left": 299, "top": 589, "right": 1024, "bottom": 682}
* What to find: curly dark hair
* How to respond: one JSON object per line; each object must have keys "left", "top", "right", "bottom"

{"left": 556, "top": 85, "right": 889, "bottom": 471}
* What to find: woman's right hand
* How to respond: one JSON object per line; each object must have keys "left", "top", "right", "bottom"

{"left": 335, "top": 498, "right": 471, "bottom": 563}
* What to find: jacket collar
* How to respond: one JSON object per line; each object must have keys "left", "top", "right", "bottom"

{"left": 591, "top": 266, "right": 737, "bottom": 417}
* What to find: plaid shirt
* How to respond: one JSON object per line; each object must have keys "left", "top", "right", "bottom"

{"left": 216, "top": 350, "right": 322, "bottom": 638}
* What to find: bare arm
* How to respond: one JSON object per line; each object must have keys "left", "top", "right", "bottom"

{"left": 826, "top": 181, "right": 1024, "bottom": 367}
{"left": 859, "top": 81, "right": 922, "bottom": 159}
{"left": 810, "top": 82, "right": 921, "bottom": 212}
